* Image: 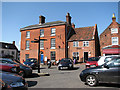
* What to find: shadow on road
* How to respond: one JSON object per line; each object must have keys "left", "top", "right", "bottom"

{"left": 32, "top": 67, "right": 46, "bottom": 70}
{"left": 27, "top": 81, "right": 37, "bottom": 87}
{"left": 98, "top": 83, "right": 120, "bottom": 88}
{"left": 25, "top": 73, "right": 40, "bottom": 78}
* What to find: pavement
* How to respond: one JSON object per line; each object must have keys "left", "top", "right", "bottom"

{"left": 25, "top": 64, "right": 120, "bottom": 89}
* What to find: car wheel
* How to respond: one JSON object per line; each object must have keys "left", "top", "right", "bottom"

{"left": 86, "top": 75, "right": 98, "bottom": 86}
{"left": 19, "top": 70, "right": 25, "bottom": 77}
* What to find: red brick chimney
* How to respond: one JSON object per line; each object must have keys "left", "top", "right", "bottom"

{"left": 13, "top": 41, "right": 15, "bottom": 45}
{"left": 39, "top": 15, "right": 45, "bottom": 24}
{"left": 112, "top": 13, "right": 116, "bottom": 22}
{"left": 66, "top": 13, "right": 71, "bottom": 25}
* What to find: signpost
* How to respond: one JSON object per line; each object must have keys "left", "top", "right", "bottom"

{"left": 31, "top": 36, "right": 40, "bottom": 73}
{"left": 31, "top": 36, "right": 47, "bottom": 73}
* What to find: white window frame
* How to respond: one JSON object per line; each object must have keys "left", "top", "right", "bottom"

{"left": 40, "top": 40, "right": 44, "bottom": 49}
{"left": 112, "top": 37, "right": 118, "bottom": 45}
{"left": 83, "top": 41, "right": 89, "bottom": 47}
{"left": 26, "top": 31, "right": 30, "bottom": 38}
{"left": 51, "top": 38, "right": 56, "bottom": 49}
{"left": 111, "top": 28, "right": 118, "bottom": 34}
{"left": 40, "top": 29, "right": 44, "bottom": 37}
{"left": 73, "top": 41, "right": 79, "bottom": 47}
{"left": 26, "top": 40, "right": 30, "bottom": 50}
{"left": 51, "top": 28, "right": 56, "bottom": 36}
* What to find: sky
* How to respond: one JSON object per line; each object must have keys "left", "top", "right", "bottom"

{"left": 2, "top": 2, "right": 119, "bottom": 50}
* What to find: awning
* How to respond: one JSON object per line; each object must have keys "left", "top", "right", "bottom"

{"left": 103, "top": 49, "right": 120, "bottom": 54}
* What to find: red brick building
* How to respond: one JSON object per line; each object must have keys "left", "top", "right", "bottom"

{"left": 20, "top": 13, "right": 100, "bottom": 63}
{"left": 20, "top": 13, "right": 73, "bottom": 64}
{"left": 68, "top": 24, "right": 100, "bottom": 62}
{"left": 100, "top": 13, "right": 120, "bottom": 56}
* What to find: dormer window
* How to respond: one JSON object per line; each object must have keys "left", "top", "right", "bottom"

{"left": 111, "top": 28, "right": 118, "bottom": 34}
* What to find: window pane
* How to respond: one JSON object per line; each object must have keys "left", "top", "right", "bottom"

{"left": 26, "top": 31, "right": 30, "bottom": 38}
{"left": 26, "top": 40, "right": 30, "bottom": 50}
{"left": 51, "top": 28, "right": 56, "bottom": 35}
{"left": 51, "top": 51, "right": 56, "bottom": 61}
{"left": 40, "top": 29, "right": 44, "bottom": 37}
{"left": 51, "top": 38, "right": 55, "bottom": 48}
{"left": 40, "top": 40, "right": 44, "bottom": 49}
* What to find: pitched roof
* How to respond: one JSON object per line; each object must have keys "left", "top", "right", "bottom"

{"left": 20, "top": 21, "right": 66, "bottom": 31}
{"left": 68, "top": 26, "right": 95, "bottom": 41}
{"left": 0, "top": 42, "right": 18, "bottom": 50}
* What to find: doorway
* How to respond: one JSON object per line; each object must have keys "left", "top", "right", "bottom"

{"left": 40, "top": 51, "right": 44, "bottom": 64}
{"left": 84, "top": 52, "right": 88, "bottom": 62}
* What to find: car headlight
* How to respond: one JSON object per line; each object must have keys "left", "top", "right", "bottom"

{"left": 69, "top": 64, "right": 72, "bottom": 67}
{"left": 11, "top": 67, "right": 17, "bottom": 72}
{"left": 86, "top": 63, "right": 90, "bottom": 65}
{"left": 58, "top": 64, "right": 62, "bottom": 66}
{"left": 9, "top": 82, "right": 24, "bottom": 87}
{"left": 31, "top": 63, "right": 34, "bottom": 65}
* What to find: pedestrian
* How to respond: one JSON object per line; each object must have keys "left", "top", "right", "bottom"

{"left": 74, "top": 59, "right": 76, "bottom": 64}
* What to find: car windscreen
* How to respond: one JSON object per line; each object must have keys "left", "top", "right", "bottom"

{"left": 60, "top": 59, "right": 71, "bottom": 63}
{"left": 26, "top": 59, "right": 37, "bottom": 62}
{"left": 87, "top": 57, "right": 99, "bottom": 61}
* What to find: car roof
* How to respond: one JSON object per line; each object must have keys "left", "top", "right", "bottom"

{"left": 100, "top": 55, "right": 120, "bottom": 58}
{"left": 0, "top": 58, "right": 13, "bottom": 61}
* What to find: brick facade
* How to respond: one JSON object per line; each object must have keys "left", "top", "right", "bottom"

{"left": 20, "top": 13, "right": 100, "bottom": 63}
{"left": 68, "top": 24, "right": 100, "bottom": 62}
{"left": 100, "top": 14, "right": 120, "bottom": 56}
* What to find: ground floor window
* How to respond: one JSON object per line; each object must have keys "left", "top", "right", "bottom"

{"left": 25, "top": 54, "right": 29, "bottom": 60}
{"left": 51, "top": 51, "right": 56, "bottom": 62}
{"left": 73, "top": 52, "right": 79, "bottom": 60}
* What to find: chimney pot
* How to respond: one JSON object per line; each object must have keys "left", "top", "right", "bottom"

{"left": 39, "top": 15, "right": 45, "bottom": 24}
{"left": 13, "top": 41, "right": 15, "bottom": 45}
{"left": 66, "top": 13, "right": 72, "bottom": 25}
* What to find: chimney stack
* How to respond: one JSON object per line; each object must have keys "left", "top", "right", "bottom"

{"left": 66, "top": 13, "right": 72, "bottom": 25}
{"left": 112, "top": 13, "right": 116, "bottom": 22}
{"left": 39, "top": 15, "right": 45, "bottom": 24}
{"left": 13, "top": 41, "right": 15, "bottom": 45}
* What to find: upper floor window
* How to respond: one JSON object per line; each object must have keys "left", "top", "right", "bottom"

{"left": 73, "top": 41, "right": 79, "bottom": 47}
{"left": 111, "top": 28, "right": 118, "bottom": 34}
{"left": 83, "top": 41, "right": 89, "bottom": 47}
{"left": 26, "top": 31, "right": 30, "bottom": 38}
{"left": 40, "top": 29, "right": 44, "bottom": 37}
{"left": 26, "top": 40, "right": 30, "bottom": 50}
{"left": 51, "top": 28, "right": 56, "bottom": 36}
{"left": 51, "top": 38, "right": 55, "bottom": 49}
{"left": 112, "top": 37, "right": 118, "bottom": 45}
{"left": 40, "top": 40, "right": 44, "bottom": 49}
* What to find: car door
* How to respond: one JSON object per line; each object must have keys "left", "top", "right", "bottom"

{"left": 99, "top": 58, "right": 120, "bottom": 83}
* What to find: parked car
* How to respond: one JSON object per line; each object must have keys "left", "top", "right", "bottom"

{"left": 86, "top": 57, "right": 100, "bottom": 68}
{"left": 1, "top": 71, "right": 28, "bottom": 89}
{"left": 80, "top": 56, "right": 120, "bottom": 86}
{"left": 0, "top": 58, "right": 32, "bottom": 77}
{"left": 0, "top": 63, "right": 20, "bottom": 75}
{"left": 97, "top": 55, "right": 120, "bottom": 66}
{"left": 58, "top": 58, "right": 73, "bottom": 70}
{"left": 23, "top": 58, "right": 38, "bottom": 68}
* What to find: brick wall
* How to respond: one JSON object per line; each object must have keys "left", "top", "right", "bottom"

{"left": 20, "top": 25, "right": 66, "bottom": 63}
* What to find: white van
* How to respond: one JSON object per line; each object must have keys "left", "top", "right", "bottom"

{"left": 97, "top": 55, "right": 120, "bottom": 66}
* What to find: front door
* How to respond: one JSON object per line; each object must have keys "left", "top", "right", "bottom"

{"left": 41, "top": 54, "right": 44, "bottom": 63}
{"left": 84, "top": 52, "right": 88, "bottom": 62}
